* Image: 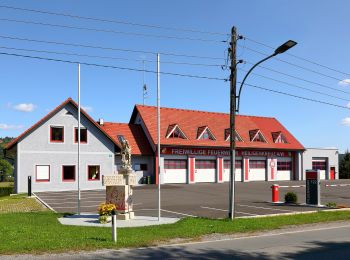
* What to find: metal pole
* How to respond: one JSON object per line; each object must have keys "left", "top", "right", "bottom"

{"left": 229, "top": 26, "right": 237, "bottom": 220}
{"left": 112, "top": 210, "right": 117, "bottom": 243}
{"left": 157, "top": 53, "right": 161, "bottom": 221}
{"left": 77, "top": 63, "right": 81, "bottom": 215}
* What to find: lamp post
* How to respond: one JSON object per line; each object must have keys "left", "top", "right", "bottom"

{"left": 229, "top": 38, "right": 297, "bottom": 220}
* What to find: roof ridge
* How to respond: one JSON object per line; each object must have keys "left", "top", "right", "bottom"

{"left": 135, "top": 104, "right": 275, "bottom": 119}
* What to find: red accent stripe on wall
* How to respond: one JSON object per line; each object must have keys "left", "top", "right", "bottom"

{"left": 218, "top": 158, "right": 223, "bottom": 182}
{"left": 155, "top": 155, "right": 159, "bottom": 184}
{"left": 190, "top": 157, "right": 195, "bottom": 182}
{"left": 271, "top": 160, "right": 275, "bottom": 180}
{"left": 244, "top": 158, "right": 249, "bottom": 181}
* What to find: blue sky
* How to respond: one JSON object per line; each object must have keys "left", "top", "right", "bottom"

{"left": 0, "top": 0, "right": 349, "bottom": 152}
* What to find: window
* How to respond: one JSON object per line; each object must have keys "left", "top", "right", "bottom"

{"left": 197, "top": 126, "right": 216, "bottom": 140}
{"left": 75, "top": 128, "right": 87, "bottom": 143}
{"left": 62, "top": 166, "right": 75, "bottom": 181}
{"left": 272, "top": 132, "right": 288, "bottom": 144}
{"left": 225, "top": 129, "right": 243, "bottom": 142}
{"left": 134, "top": 164, "right": 148, "bottom": 171}
{"left": 312, "top": 161, "right": 326, "bottom": 170}
{"left": 50, "top": 126, "right": 64, "bottom": 142}
{"left": 164, "top": 160, "right": 187, "bottom": 169}
{"left": 249, "top": 129, "right": 267, "bottom": 143}
{"left": 166, "top": 124, "right": 187, "bottom": 139}
{"left": 36, "top": 165, "right": 50, "bottom": 182}
{"left": 277, "top": 161, "right": 292, "bottom": 171}
{"left": 88, "top": 165, "right": 100, "bottom": 180}
{"left": 249, "top": 160, "right": 266, "bottom": 169}
{"left": 224, "top": 160, "right": 242, "bottom": 169}
{"left": 195, "top": 160, "right": 216, "bottom": 169}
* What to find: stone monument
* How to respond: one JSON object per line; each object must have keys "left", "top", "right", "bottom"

{"left": 102, "top": 138, "right": 137, "bottom": 220}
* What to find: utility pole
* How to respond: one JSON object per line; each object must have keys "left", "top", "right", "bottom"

{"left": 157, "top": 53, "right": 161, "bottom": 221}
{"left": 77, "top": 63, "right": 81, "bottom": 215}
{"left": 228, "top": 26, "right": 237, "bottom": 220}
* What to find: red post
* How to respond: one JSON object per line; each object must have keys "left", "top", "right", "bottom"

{"left": 271, "top": 184, "right": 279, "bottom": 203}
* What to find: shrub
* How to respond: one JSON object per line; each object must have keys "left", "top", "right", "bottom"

{"left": 0, "top": 186, "right": 14, "bottom": 197}
{"left": 284, "top": 192, "right": 298, "bottom": 204}
{"left": 326, "top": 202, "right": 337, "bottom": 208}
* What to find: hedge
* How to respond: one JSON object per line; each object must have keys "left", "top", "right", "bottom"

{"left": 0, "top": 186, "right": 14, "bottom": 197}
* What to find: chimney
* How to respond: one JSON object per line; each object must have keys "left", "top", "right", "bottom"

{"left": 98, "top": 118, "right": 104, "bottom": 126}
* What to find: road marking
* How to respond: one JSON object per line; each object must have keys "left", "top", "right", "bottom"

{"left": 325, "top": 184, "right": 350, "bottom": 187}
{"left": 200, "top": 206, "right": 256, "bottom": 216}
{"left": 161, "top": 209, "right": 197, "bottom": 218}
{"left": 238, "top": 204, "right": 294, "bottom": 212}
{"left": 279, "top": 185, "right": 305, "bottom": 188}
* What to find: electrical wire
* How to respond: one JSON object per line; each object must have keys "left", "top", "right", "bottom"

{"left": 238, "top": 68, "right": 350, "bottom": 102}
{"left": 0, "top": 45, "right": 223, "bottom": 67}
{"left": 0, "top": 4, "right": 229, "bottom": 36}
{"left": 243, "top": 82, "right": 350, "bottom": 110}
{"left": 0, "top": 34, "right": 225, "bottom": 61}
{"left": 240, "top": 45, "right": 344, "bottom": 82}
{"left": 244, "top": 36, "right": 350, "bottom": 78}
{"left": 244, "top": 61, "right": 350, "bottom": 96}
{"left": 0, "top": 17, "right": 227, "bottom": 43}
{"left": 0, "top": 51, "right": 228, "bottom": 81}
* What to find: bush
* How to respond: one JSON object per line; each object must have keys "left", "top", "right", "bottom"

{"left": 326, "top": 202, "right": 337, "bottom": 208}
{"left": 0, "top": 186, "right": 14, "bottom": 197}
{"left": 284, "top": 192, "right": 298, "bottom": 204}
{"left": 97, "top": 203, "right": 116, "bottom": 216}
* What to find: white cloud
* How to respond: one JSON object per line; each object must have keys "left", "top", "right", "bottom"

{"left": 0, "top": 124, "right": 24, "bottom": 130}
{"left": 14, "top": 103, "right": 36, "bottom": 112}
{"left": 339, "top": 79, "right": 350, "bottom": 87}
{"left": 82, "top": 106, "right": 93, "bottom": 112}
{"left": 341, "top": 118, "right": 350, "bottom": 126}
{"left": 347, "top": 102, "right": 350, "bottom": 108}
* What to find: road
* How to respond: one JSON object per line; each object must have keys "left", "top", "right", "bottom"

{"left": 4, "top": 221, "right": 350, "bottom": 259}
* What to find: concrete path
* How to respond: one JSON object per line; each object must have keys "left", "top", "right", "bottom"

{"left": 3, "top": 221, "right": 350, "bottom": 259}
{"left": 58, "top": 214, "right": 180, "bottom": 228}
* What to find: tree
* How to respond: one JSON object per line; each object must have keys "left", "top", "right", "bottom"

{"left": 339, "top": 150, "right": 350, "bottom": 179}
{"left": 0, "top": 158, "right": 13, "bottom": 182}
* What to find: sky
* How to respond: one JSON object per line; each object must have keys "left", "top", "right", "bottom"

{"left": 0, "top": 0, "right": 349, "bottom": 152}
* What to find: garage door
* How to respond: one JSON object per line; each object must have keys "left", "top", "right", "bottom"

{"left": 249, "top": 160, "right": 266, "bottom": 181}
{"left": 223, "top": 160, "right": 242, "bottom": 182}
{"left": 164, "top": 160, "right": 187, "bottom": 183}
{"left": 195, "top": 160, "right": 216, "bottom": 183}
{"left": 276, "top": 160, "right": 292, "bottom": 181}
{"left": 312, "top": 159, "right": 327, "bottom": 180}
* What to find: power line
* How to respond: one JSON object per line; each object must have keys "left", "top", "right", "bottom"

{"left": 239, "top": 68, "right": 350, "bottom": 102}
{"left": 0, "top": 17, "right": 227, "bottom": 43}
{"left": 0, "top": 45, "right": 223, "bottom": 68}
{"left": 244, "top": 83, "right": 350, "bottom": 110}
{"left": 0, "top": 34, "right": 225, "bottom": 61}
{"left": 240, "top": 45, "right": 344, "bottom": 82}
{"left": 244, "top": 61, "right": 350, "bottom": 96}
{"left": 0, "top": 51, "right": 228, "bottom": 81}
{"left": 0, "top": 4, "right": 229, "bottom": 36}
{"left": 243, "top": 36, "right": 350, "bottom": 78}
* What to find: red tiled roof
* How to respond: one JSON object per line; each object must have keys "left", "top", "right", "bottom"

{"left": 5, "top": 98, "right": 121, "bottom": 151}
{"left": 101, "top": 123, "right": 153, "bottom": 155}
{"left": 131, "top": 105, "right": 305, "bottom": 151}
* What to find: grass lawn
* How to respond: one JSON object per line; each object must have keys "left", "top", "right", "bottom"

{"left": 1, "top": 210, "right": 350, "bottom": 254}
{"left": 0, "top": 194, "right": 47, "bottom": 214}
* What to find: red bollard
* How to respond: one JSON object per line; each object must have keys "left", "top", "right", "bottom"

{"left": 271, "top": 184, "right": 279, "bottom": 203}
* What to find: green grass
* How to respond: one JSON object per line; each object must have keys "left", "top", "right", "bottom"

{"left": 0, "top": 194, "right": 47, "bottom": 213}
{"left": 1, "top": 210, "right": 350, "bottom": 254}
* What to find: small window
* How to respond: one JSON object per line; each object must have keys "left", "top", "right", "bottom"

{"left": 88, "top": 165, "right": 100, "bottom": 181}
{"left": 195, "top": 160, "right": 216, "bottom": 169}
{"left": 224, "top": 160, "right": 242, "bottom": 169}
{"left": 277, "top": 161, "right": 292, "bottom": 171}
{"left": 166, "top": 124, "right": 187, "bottom": 139}
{"left": 225, "top": 129, "right": 243, "bottom": 142}
{"left": 50, "top": 126, "right": 64, "bottom": 142}
{"left": 36, "top": 165, "right": 50, "bottom": 182}
{"left": 62, "top": 166, "right": 75, "bottom": 181}
{"left": 272, "top": 132, "right": 288, "bottom": 144}
{"left": 249, "top": 160, "right": 266, "bottom": 169}
{"left": 75, "top": 128, "right": 87, "bottom": 143}
{"left": 249, "top": 129, "right": 267, "bottom": 143}
{"left": 312, "top": 161, "right": 326, "bottom": 170}
{"left": 197, "top": 126, "right": 216, "bottom": 140}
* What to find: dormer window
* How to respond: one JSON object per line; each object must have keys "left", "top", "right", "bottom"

{"left": 166, "top": 124, "right": 187, "bottom": 139}
{"left": 225, "top": 128, "right": 243, "bottom": 142}
{"left": 249, "top": 129, "right": 267, "bottom": 143}
{"left": 197, "top": 126, "right": 216, "bottom": 140}
{"left": 272, "top": 131, "right": 288, "bottom": 143}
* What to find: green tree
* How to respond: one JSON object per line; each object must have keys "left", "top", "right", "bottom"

{"left": 0, "top": 158, "right": 13, "bottom": 182}
{"left": 339, "top": 151, "right": 350, "bottom": 179}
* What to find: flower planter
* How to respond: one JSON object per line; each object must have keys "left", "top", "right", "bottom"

{"left": 99, "top": 215, "right": 112, "bottom": 224}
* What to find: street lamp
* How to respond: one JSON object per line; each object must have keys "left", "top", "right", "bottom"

{"left": 229, "top": 38, "right": 297, "bottom": 220}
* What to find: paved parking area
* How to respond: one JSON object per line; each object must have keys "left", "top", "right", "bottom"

{"left": 34, "top": 179, "right": 350, "bottom": 219}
